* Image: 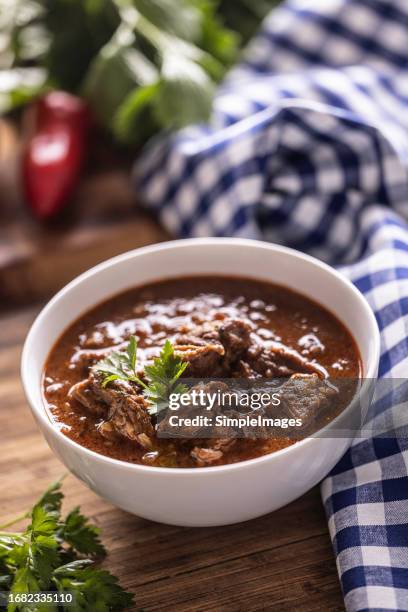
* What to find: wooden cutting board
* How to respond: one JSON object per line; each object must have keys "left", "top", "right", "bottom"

{"left": 0, "top": 119, "right": 168, "bottom": 307}
{"left": 0, "top": 305, "right": 344, "bottom": 611}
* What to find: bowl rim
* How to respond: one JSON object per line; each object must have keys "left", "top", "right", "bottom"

{"left": 21, "top": 237, "right": 381, "bottom": 476}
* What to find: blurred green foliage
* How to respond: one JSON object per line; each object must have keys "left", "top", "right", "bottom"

{"left": 0, "top": 0, "right": 280, "bottom": 146}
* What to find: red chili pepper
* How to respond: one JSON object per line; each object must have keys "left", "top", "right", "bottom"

{"left": 22, "top": 91, "right": 91, "bottom": 220}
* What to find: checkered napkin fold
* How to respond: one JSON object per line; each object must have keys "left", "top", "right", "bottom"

{"left": 133, "top": 1, "right": 408, "bottom": 609}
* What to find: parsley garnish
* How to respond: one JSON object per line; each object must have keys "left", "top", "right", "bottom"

{"left": 93, "top": 336, "right": 145, "bottom": 389}
{"left": 0, "top": 479, "right": 133, "bottom": 611}
{"left": 53, "top": 560, "right": 132, "bottom": 611}
{"left": 143, "top": 340, "right": 189, "bottom": 415}
{"left": 94, "top": 337, "right": 189, "bottom": 415}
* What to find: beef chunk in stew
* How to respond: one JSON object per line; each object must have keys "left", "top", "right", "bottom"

{"left": 218, "top": 319, "right": 252, "bottom": 362}
{"left": 69, "top": 372, "right": 154, "bottom": 444}
{"left": 279, "top": 373, "right": 338, "bottom": 425}
{"left": 245, "top": 343, "right": 323, "bottom": 378}
{"left": 174, "top": 318, "right": 252, "bottom": 376}
{"left": 173, "top": 336, "right": 225, "bottom": 377}
{"left": 191, "top": 439, "right": 237, "bottom": 467}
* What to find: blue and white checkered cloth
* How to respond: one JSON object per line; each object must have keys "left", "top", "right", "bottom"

{"left": 134, "top": 0, "right": 408, "bottom": 609}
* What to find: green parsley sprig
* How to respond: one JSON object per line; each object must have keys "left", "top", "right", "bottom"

{"left": 0, "top": 479, "right": 133, "bottom": 611}
{"left": 143, "top": 340, "right": 189, "bottom": 415}
{"left": 93, "top": 337, "right": 189, "bottom": 415}
{"left": 93, "top": 336, "right": 145, "bottom": 389}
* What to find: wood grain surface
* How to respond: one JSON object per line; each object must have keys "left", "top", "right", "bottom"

{"left": 0, "top": 119, "right": 169, "bottom": 306}
{"left": 0, "top": 214, "right": 168, "bottom": 306}
{"left": 0, "top": 306, "right": 345, "bottom": 611}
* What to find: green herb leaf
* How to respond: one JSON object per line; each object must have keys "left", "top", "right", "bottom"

{"left": 8, "top": 566, "right": 45, "bottom": 612}
{"left": 144, "top": 340, "right": 189, "bottom": 414}
{"left": 94, "top": 337, "right": 189, "bottom": 414}
{"left": 3, "top": 486, "right": 62, "bottom": 594}
{"left": 82, "top": 39, "right": 158, "bottom": 131}
{"left": 93, "top": 337, "right": 146, "bottom": 389}
{"left": 42, "top": 0, "right": 121, "bottom": 92}
{"left": 0, "top": 480, "right": 133, "bottom": 610}
{"left": 3, "top": 511, "right": 58, "bottom": 597}
{"left": 113, "top": 83, "right": 160, "bottom": 146}
{"left": 34, "top": 481, "right": 64, "bottom": 516}
{"left": 53, "top": 560, "right": 134, "bottom": 611}
{"left": 144, "top": 340, "right": 189, "bottom": 386}
{"left": 153, "top": 53, "right": 215, "bottom": 129}
{"left": 195, "top": 0, "right": 239, "bottom": 68}
{"left": 126, "top": 335, "right": 137, "bottom": 373}
{"left": 59, "top": 508, "right": 105, "bottom": 557}
{"left": 135, "top": 0, "right": 201, "bottom": 41}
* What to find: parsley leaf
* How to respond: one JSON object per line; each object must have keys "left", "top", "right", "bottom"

{"left": 0, "top": 481, "right": 133, "bottom": 611}
{"left": 94, "top": 337, "right": 189, "bottom": 414}
{"left": 53, "top": 560, "right": 133, "bottom": 612}
{"left": 5, "top": 495, "right": 61, "bottom": 595}
{"left": 35, "top": 481, "right": 64, "bottom": 515}
{"left": 93, "top": 336, "right": 146, "bottom": 389}
{"left": 144, "top": 340, "right": 189, "bottom": 414}
{"left": 8, "top": 567, "right": 45, "bottom": 612}
{"left": 59, "top": 508, "right": 105, "bottom": 557}
{"left": 27, "top": 504, "right": 61, "bottom": 587}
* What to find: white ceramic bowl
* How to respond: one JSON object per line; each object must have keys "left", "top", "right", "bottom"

{"left": 21, "top": 238, "right": 380, "bottom": 527}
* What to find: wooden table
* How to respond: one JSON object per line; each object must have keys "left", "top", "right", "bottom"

{"left": 0, "top": 305, "right": 344, "bottom": 611}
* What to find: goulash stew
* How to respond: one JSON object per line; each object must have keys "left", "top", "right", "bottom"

{"left": 43, "top": 276, "right": 361, "bottom": 468}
